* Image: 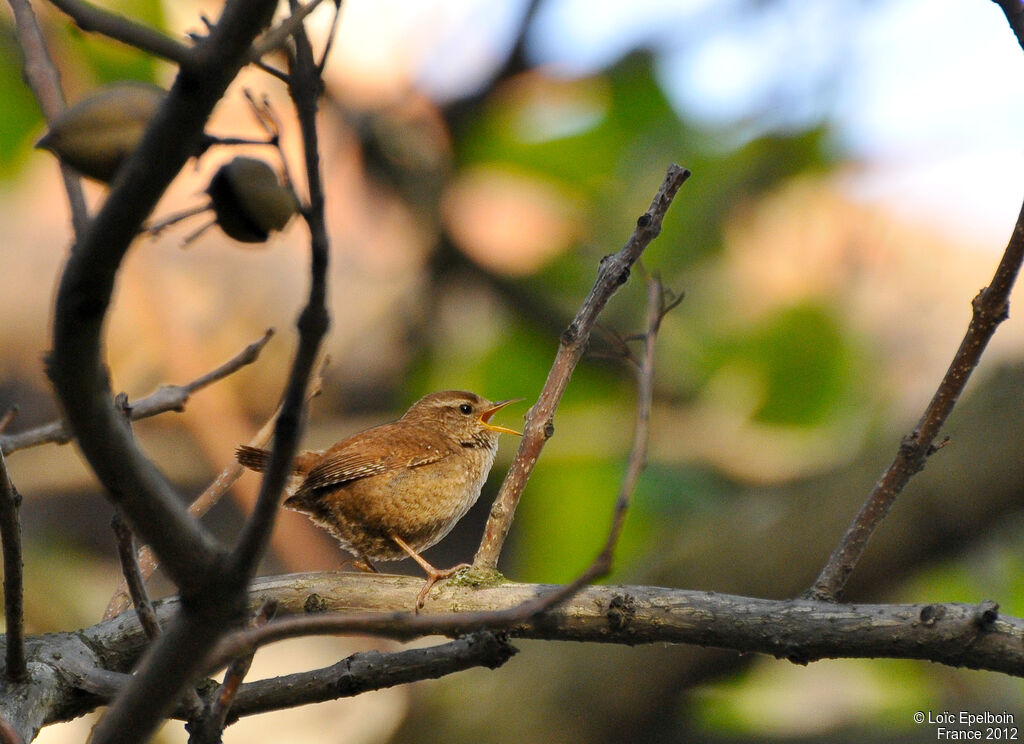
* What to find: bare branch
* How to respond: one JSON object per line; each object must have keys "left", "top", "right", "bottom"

{"left": 808, "top": 188, "right": 1024, "bottom": 601}
{"left": 474, "top": 164, "right": 691, "bottom": 570}
{"left": 47, "top": 0, "right": 193, "bottom": 65}
{"left": 226, "top": 633, "right": 514, "bottom": 719}
{"left": 43, "top": 2, "right": 284, "bottom": 740}
{"left": 0, "top": 409, "right": 15, "bottom": 435}
{"left": 582, "top": 273, "right": 672, "bottom": 580}
{"left": 82, "top": 573, "right": 1021, "bottom": 681}
{"left": 250, "top": 0, "right": 328, "bottom": 59}
{"left": 225, "top": 6, "right": 331, "bottom": 581}
{"left": 2, "top": 329, "right": 272, "bottom": 455}
{"left": 6, "top": 0, "right": 88, "bottom": 235}
{"left": 111, "top": 515, "right": 161, "bottom": 641}
{"left": 0, "top": 451, "right": 27, "bottom": 682}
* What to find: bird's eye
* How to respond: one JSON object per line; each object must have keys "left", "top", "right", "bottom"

{"left": 459, "top": 403, "right": 473, "bottom": 415}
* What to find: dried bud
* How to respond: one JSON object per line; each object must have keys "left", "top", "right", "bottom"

{"left": 36, "top": 82, "right": 165, "bottom": 183}
{"left": 207, "top": 157, "right": 299, "bottom": 243}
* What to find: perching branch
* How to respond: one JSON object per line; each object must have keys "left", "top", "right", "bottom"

{"left": 0, "top": 451, "right": 26, "bottom": 682}
{"left": 473, "top": 164, "right": 691, "bottom": 570}
{"left": 73, "top": 574, "right": 1024, "bottom": 683}
{"left": 807, "top": 179, "right": 1024, "bottom": 601}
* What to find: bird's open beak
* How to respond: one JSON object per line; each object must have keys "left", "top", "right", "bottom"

{"left": 479, "top": 398, "right": 524, "bottom": 436}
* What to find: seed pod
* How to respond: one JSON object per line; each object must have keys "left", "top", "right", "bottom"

{"left": 207, "top": 157, "right": 299, "bottom": 243}
{"left": 36, "top": 82, "right": 166, "bottom": 183}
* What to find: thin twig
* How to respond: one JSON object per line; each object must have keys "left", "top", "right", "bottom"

{"left": 584, "top": 274, "right": 671, "bottom": 578}
{"left": 111, "top": 515, "right": 161, "bottom": 641}
{"left": 315, "top": 0, "right": 345, "bottom": 74}
{"left": 47, "top": 0, "right": 193, "bottom": 65}
{"left": 807, "top": 184, "right": 1024, "bottom": 601}
{"left": 6, "top": 0, "right": 89, "bottom": 235}
{"left": 225, "top": 3, "right": 331, "bottom": 580}
{"left": 0, "top": 451, "right": 27, "bottom": 682}
{"left": 1, "top": 330, "right": 273, "bottom": 455}
{"left": 250, "top": 0, "right": 328, "bottom": 59}
{"left": 0, "top": 408, "right": 16, "bottom": 434}
{"left": 473, "top": 164, "right": 690, "bottom": 570}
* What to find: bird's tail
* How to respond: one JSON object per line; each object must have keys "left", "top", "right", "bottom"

{"left": 235, "top": 444, "right": 272, "bottom": 472}
{"left": 235, "top": 444, "right": 315, "bottom": 476}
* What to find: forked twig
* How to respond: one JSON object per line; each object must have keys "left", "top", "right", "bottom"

{"left": 1, "top": 330, "right": 274, "bottom": 455}
{"left": 473, "top": 164, "right": 690, "bottom": 570}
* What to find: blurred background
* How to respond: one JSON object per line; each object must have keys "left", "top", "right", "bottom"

{"left": 1, "top": 0, "right": 1023, "bottom": 741}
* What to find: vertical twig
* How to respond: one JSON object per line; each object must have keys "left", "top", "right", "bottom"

{"left": 0, "top": 451, "right": 26, "bottom": 682}
{"left": 226, "top": 1, "right": 331, "bottom": 579}
{"left": 807, "top": 189, "right": 1024, "bottom": 601}
{"left": 474, "top": 164, "right": 690, "bottom": 571}
{"left": 111, "top": 515, "right": 161, "bottom": 641}
{"left": 6, "top": 0, "right": 89, "bottom": 236}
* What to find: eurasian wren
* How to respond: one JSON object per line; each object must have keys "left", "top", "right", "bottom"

{"left": 236, "top": 390, "right": 521, "bottom": 608}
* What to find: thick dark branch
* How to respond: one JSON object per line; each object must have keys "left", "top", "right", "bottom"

{"left": 2, "top": 330, "right": 272, "bottom": 455}
{"left": 44, "top": 1, "right": 281, "bottom": 741}
{"left": 47, "top": 0, "right": 192, "bottom": 65}
{"left": 993, "top": 0, "right": 1024, "bottom": 51}
{"left": 0, "top": 452, "right": 26, "bottom": 682}
{"left": 808, "top": 185, "right": 1024, "bottom": 600}
{"left": 7, "top": 0, "right": 88, "bottom": 235}
{"left": 474, "top": 164, "right": 691, "bottom": 570}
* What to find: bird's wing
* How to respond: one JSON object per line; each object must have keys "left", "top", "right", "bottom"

{"left": 296, "top": 423, "right": 454, "bottom": 493}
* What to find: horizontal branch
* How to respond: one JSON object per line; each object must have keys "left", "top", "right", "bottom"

{"left": 1, "top": 329, "right": 272, "bottom": 455}
{"left": 74, "top": 573, "right": 1024, "bottom": 684}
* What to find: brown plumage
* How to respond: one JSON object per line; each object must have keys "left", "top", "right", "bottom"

{"left": 236, "top": 390, "right": 520, "bottom": 608}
